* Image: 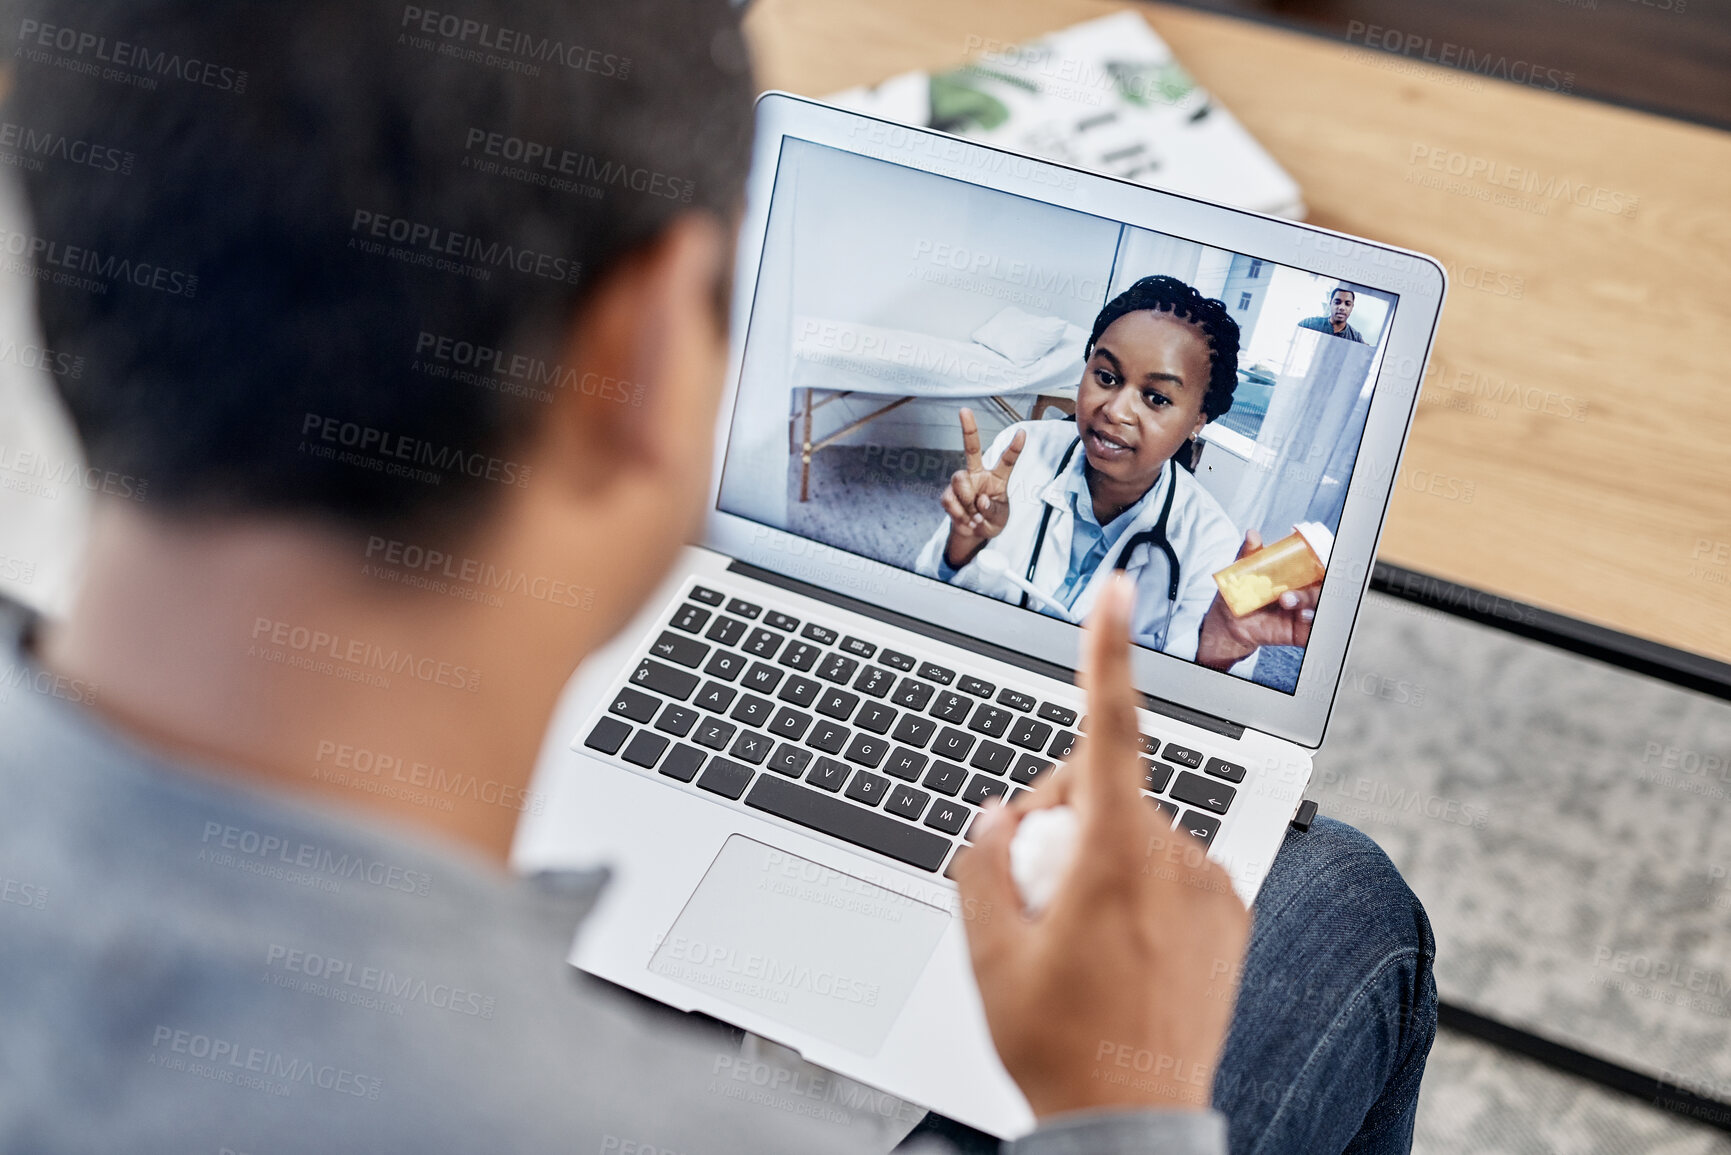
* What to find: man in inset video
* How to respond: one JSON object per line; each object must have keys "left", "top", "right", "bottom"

{"left": 1299, "top": 285, "right": 1366, "bottom": 343}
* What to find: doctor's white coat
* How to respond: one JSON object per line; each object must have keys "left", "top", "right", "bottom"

{"left": 913, "top": 419, "right": 1248, "bottom": 666}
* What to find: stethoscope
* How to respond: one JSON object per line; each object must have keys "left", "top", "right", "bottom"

{"left": 1014, "top": 434, "right": 1184, "bottom": 638}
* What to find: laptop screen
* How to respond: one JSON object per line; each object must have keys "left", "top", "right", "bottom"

{"left": 717, "top": 135, "right": 1399, "bottom": 697}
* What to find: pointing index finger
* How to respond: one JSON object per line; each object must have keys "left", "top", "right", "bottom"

{"left": 958, "top": 407, "right": 984, "bottom": 474}
{"left": 1074, "top": 573, "right": 1143, "bottom": 818}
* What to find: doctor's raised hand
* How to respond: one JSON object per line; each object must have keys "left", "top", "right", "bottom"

{"left": 1196, "top": 529, "right": 1321, "bottom": 670}
{"left": 941, "top": 407, "right": 1028, "bottom": 569}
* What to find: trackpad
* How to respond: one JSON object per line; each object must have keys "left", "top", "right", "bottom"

{"left": 649, "top": 836, "right": 950, "bottom": 1056}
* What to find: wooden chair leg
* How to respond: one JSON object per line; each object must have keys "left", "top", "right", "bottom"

{"left": 800, "top": 387, "right": 813, "bottom": 503}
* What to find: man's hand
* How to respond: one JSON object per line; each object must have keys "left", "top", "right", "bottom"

{"left": 1197, "top": 530, "right": 1320, "bottom": 671}
{"left": 954, "top": 574, "right": 1250, "bottom": 1118}
{"left": 940, "top": 408, "right": 1026, "bottom": 570}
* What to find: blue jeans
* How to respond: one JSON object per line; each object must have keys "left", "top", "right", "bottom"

{"left": 901, "top": 817, "right": 1438, "bottom": 1155}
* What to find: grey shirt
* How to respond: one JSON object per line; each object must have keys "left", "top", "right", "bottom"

{"left": 0, "top": 598, "right": 1225, "bottom": 1155}
{"left": 1297, "top": 315, "right": 1365, "bottom": 343}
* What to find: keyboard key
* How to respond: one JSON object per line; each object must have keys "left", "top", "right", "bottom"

{"left": 958, "top": 675, "right": 995, "bottom": 698}
{"left": 1137, "top": 734, "right": 1162, "bottom": 756}
{"left": 584, "top": 716, "right": 632, "bottom": 755}
{"left": 693, "top": 717, "right": 736, "bottom": 750}
{"left": 704, "top": 616, "right": 748, "bottom": 646}
{"left": 1037, "top": 702, "right": 1077, "bottom": 727}
{"left": 967, "top": 703, "right": 1012, "bottom": 738}
{"left": 1142, "top": 759, "right": 1175, "bottom": 793}
{"left": 891, "top": 714, "right": 936, "bottom": 748}
{"left": 1205, "top": 756, "right": 1247, "bottom": 784}
{"left": 777, "top": 675, "right": 821, "bottom": 707}
{"left": 725, "top": 598, "right": 761, "bottom": 620}
{"left": 1178, "top": 810, "right": 1221, "bottom": 846}
{"left": 844, "top": 769, "right": 891, "bottom": 806}
{"left": 817, "top": 653, "right": 859, "bottom": 685}
{"left": 807, "top": 720, "right": 850, "bottom": 755}
{"left": 969, "top": 741, "right": 1013, "bottom": 776}
{"left": 670, "top": 603, "right": 712, "bottom": 634}
{"left": 609, "top": 686, "right": 659, "bottom": 723}
{"left": 853, "top": 665, "right": 895, "bottom": 698}
{"left": 1148, "top": 796, "right": 1180, "bottom": 824}
{"left": 741, "top": 662, "right": 783, "bottom": 694}
{"left": 768, "top": 707, "right": 813, "bottom": 742}
{"left": 693, "top": 682, "right": 737, "bottom": 714}
{"left": 922, "top": 761, "right": 967, "bottom": 796}
{"left": 745, "top": 774, "right": 951, "bottom": 872}
{"left": 1170, "top": 771, "right": 1235, "bottom": 815}
{"left": 697, "top": 758, "right": 754, "bottom": 800}
{"left": 778, "top": 641, "right": 821, "bottom": 672}
{"left": 729, "top": 694, "right": 775, "bottom": 728}
{"left": 654, "top": 703, "right": 699, "bottom": 738}
{"left": 854, "top": 701, "right": 897, "bottom": 734}
{"left": 880, "top": 649, "right": 916, "bottom": 672}
{"left": 764, "top": 611, "right": 800, "bottom": 632}
{"left": 688, "top": 585, "right": 724, "bottom": 606}
{"left": 1164, "top": 744, "right": 1204, "bottom": 769}
{"left": 996, "top": 688, "right": 1036, "bottom": 712}
{"left": 886, "top": 785, "right": 930, "bottom": 821}
{"left": 844, "top": 734, "right": 889, "bottom": 768}
{"left": 659, "top": 744, "right": 706, "bottom": 782}
{"left": 801, "top": 623, "right": 838, "bottom": 645}
{"left": 623, "top": 730, "right": 670, "bottom": 768}
{"left": 1010, "top": 754, "right": 1053, "bottom": 785}
{"left": 883, "top": 747, "right": 928, "bottom": 782}
{"left": 629, "top": 659, "right": 698, "bottom": 701}
{"left": 840, "top": 636, "right": 876, "bottom": 659}
{"left": 1008, "top": 787, "right": 1030, "bottom": 805}
{"left": 918, "top": 661, "right": 955, "bottom": 685}
{"left": 1007, "top": 716, "right": 1053, "bottom": 751}
{"left": 891, "top": 678, "right": 935, "bottom": 711}
{"left": 703, "top": 650, "right": 746, "bottom": 682}
{"left": 962, "top": 774, "right": 1008, "bottom": 806}
{"left": 924, "top": 800, "right": 970, "bottom": 835}
{"left": 1047, "top": 730, "right": 1077, "bottom": 759}
{"left": 768, "top": 743, "right": 812, "bottom": 777}
{"left": 931, "top": 691, "right": 972, "bottom": 724}
{"left": 729, "top": 730, "right": 772, "bottom": 765}
{"left": 932, "top": 727, "right": 975, "bottom": 762}
{"left": 806, "top": 758, "right": 851, "bottom": 792}
{"left": 816, "top": 687, "right": 861, "bottom": 721}
{"left": 743, "top": 628, "right": 783, "bottom": 660}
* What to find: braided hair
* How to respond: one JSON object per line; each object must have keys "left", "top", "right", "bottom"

{"left": 1084, "top": 275, "right": 1241, "bottom": 423}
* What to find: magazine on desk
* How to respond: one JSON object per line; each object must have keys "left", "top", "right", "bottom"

{"left": 825, "top": 10, "right": 1305, "bottom": 219}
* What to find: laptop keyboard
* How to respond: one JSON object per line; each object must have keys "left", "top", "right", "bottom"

{"left": 583, "top": 581, "right": 1244, "bottom": 876}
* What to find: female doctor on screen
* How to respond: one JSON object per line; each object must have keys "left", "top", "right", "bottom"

{"left": 913, "top": 275, "right": 1318, "bottom": 674}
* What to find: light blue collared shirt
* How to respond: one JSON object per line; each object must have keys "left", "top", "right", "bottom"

{"left": 1050, "top": 459, "right": 1145, "bottom": 612}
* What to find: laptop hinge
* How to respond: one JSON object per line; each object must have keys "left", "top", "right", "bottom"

{"left": 729, "top": 560, "right": 1245, "bottom": 740}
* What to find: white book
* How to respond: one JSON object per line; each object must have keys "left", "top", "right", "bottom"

{"left": 826, "top": 10, "right": 1306, "bottom": 219}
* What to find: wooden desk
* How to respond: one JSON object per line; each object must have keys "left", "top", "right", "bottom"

{"left": 745, "top": 0, "right": 1731, "bottom": 663}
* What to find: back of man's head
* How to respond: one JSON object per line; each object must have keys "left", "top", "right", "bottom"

{"left": 10, "top": 0, "right": 753, "bottom": 539}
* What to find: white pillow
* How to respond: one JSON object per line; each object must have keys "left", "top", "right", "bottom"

{"left": 969, "top": 306, "right": 1071, "bottom": 367}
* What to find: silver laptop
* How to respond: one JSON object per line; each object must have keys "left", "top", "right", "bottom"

{"left": 529, "top": 92, "right": 1445, "bottom": 1139}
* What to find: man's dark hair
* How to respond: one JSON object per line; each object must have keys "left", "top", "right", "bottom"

{"left": 1084, "top": 275, "right": 1240, "bottom": 422}
{"left": 1331, "top": 285, "right": 1357, "bottom": 301}
{"left": 9, "top": 0, "right": 754, "bottom": 538}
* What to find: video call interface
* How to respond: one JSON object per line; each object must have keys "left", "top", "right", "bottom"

{"left": 718, "top": 137, "right": 1399, "bottom": 695}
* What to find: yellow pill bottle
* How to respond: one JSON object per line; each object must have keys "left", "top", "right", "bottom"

{"left": 1212, "top": 521, "right": 1334, "bottom": 618}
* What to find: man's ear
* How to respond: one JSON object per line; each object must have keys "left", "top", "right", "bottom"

{"left": 538, "top": 213, "right": 730, "bottom": 497}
